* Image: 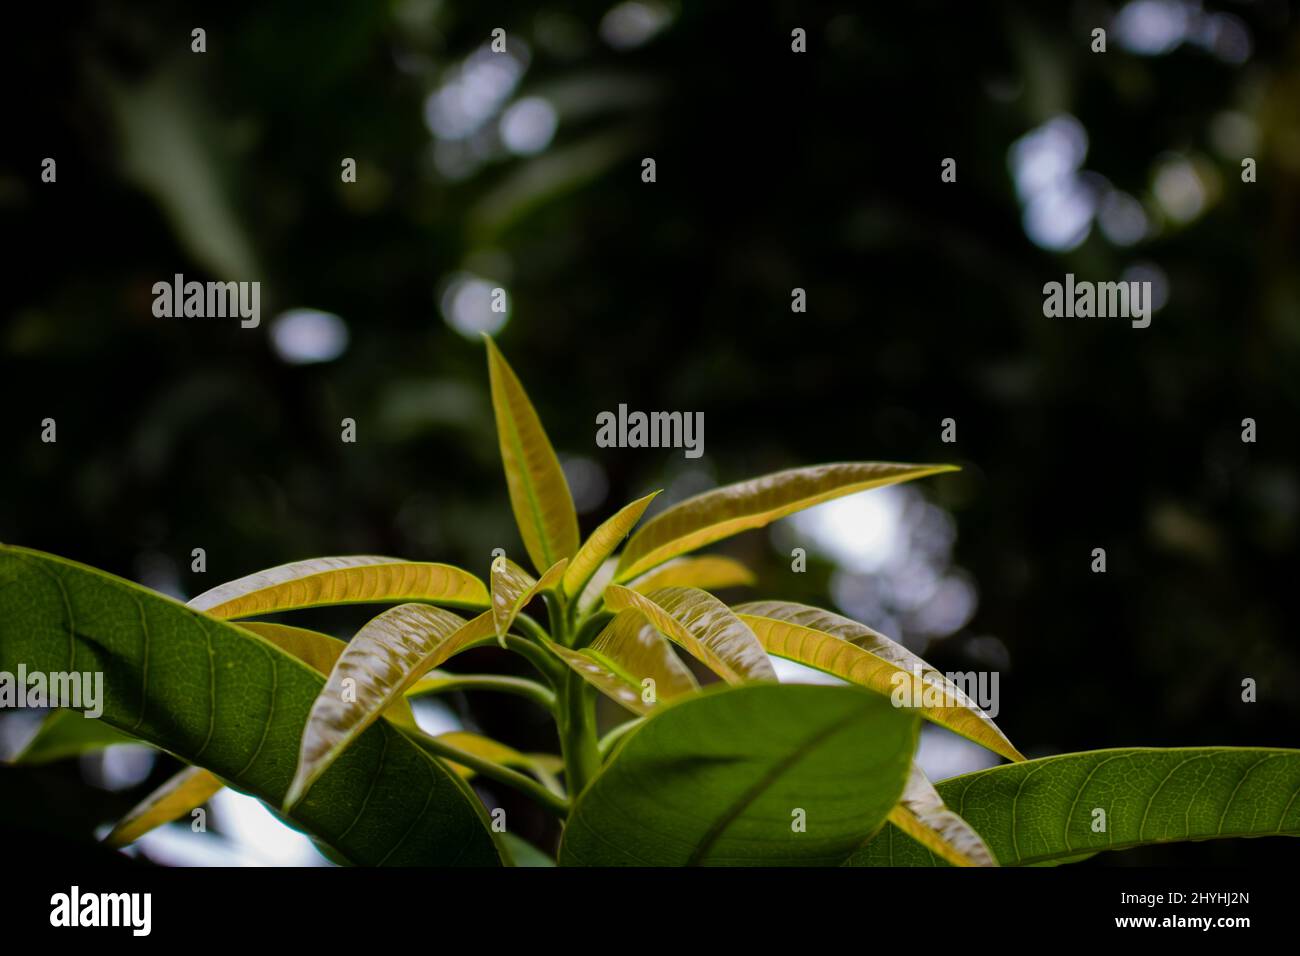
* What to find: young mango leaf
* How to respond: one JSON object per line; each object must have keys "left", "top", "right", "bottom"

{"left": 563, "top": 491, "right": 660, "bottom": 599}
{"left": 847, "top": 747, "right": 1300, "bottom": 866}
{"left": 544, "top": 610, "right": 698, "bottom": 715}
{"left": 104, "top": 765, "right": 224, "bottom": 849}
{"left": 628, "top": 555, "right": 756, "bottom": 594}
{"left": 188, "top": 555, "right": 488, "bottom": 619}
{"left": 490, "top": 556, "right": 566, "bottom": 647}
{"left": 576, "top": 557, "right": 618, "bottom": 615}
{"left": 239, "top": 621, "right": 418, "bottom": 728}
{"left": 433, "top": 731, "right": 537, "bottom": 779}
{"left": 885, "top": 764, "right": 996, "bottom": 867}
{"left": 284, "top": 606, "right": 496, "bottom": 810}
{"left": 0, "top": 546, "right": 501, "bottom": 865}
{"left": 501, "top": 832, "right": 557, "bottom": 867}
{"left": 103, "top": 621, "right": 427, "bottom": 845}
{"left": 485, "top": 336, "right": 580, "bottom": 574}
{"left": 736, "top": 601, "right": 1023, "bottom": 763}
{"left": 11, "top": 709, "right": 140, "bottom": 765}
{"left": 429, "top": 733, "right": 565, "bottom": 798}
{"left": 102, "top": 621, "right": 424, "bottom": 847}
{"left": 528, "top": 752, "right": 565, "bottom": 776}
{"left": 236, "top": 621, "right": 349, "bottom": 676}
{"left": 574, "top": 608, "right": 699, "bottom": 699}
{"left": 604, "top": 585, "right": 776, "bottom": 683}
{"left": 614, "top": 462, "right": 957, "bottom": 581}
{"left": 560, "top": 683, "right": 919, "bottom": 865}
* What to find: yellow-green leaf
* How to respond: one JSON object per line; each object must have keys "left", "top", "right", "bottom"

{"left": 576, "top": 557, "right": 618, "bottom": 615}
{"left": 736, "top": 601, "right": 1023, "bottom": 762}
{"left": 884, "top": 764, "right": 996, "bottom": 867}
{"left": 527, "top": 753, "right": 564, "bottom": 776}
{"left": 188, "top": 556, "right": 488, "bottom": 619}
{"left": 0, "top": 546, "right": 500, "bottom": 865}
{"left": 490, "top": 556, "right": 566, "bottom": 647}
{"left": 629, "top": 555, "right": 756, "bottom": 594}
{"left": 485, "top": 337, "right": 580, "bottom": 573}
{"left": 434, "top": 731, "right": 534, "bottom": 779}
{"left": 563, "top": 492, "right": 659, "bottom": 598}
{"left": 544, "top": 610, "right": 698, "bottom": 714}
{"left": 410, "top": 731, "right": 566, "bottom": 804}
{"left": 615, "top": 462, "right": 957, "bottom": 581}
{"left": 103, "top": 620, "right": 430, "bottom": 847}
{"left": 284, "top": 607, "right": 495, "bottom": 810}
{"left": 104, "top": 765, "right": 224, "bottom": 849}
{"left": 238, "top": 622, "right": 418, "bottom": 730}
{"left": 237, "top": 622, "right": 348, "bottom": 676}
{"left": 603, "top": 585, "right": 776, "bottom": 684}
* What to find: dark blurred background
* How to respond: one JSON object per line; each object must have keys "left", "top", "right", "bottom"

{"left": 2, "top": 0, "right": 1298, "bottom": 865}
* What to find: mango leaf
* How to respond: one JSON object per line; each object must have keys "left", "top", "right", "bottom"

{"left": 544, "top": 610, "right": 698, "bottom": 715}
{"left": 629, "top": 555, "right": 756, "bottom": 594}
{"left": 604, "top": 585, "right": 776, "bottom": 684}
{"left": 188, "top": 555, "right": 488, "bottom": 619}
{"left": 490, "top": 556, "right": 566, "bottom": 647}
{"left": 563, "top": 492, "right": 659, "bottom": 599}
{"left": 485, "top": 336, "right": 580, "bottom": 573}
{"left": 101, "top": 621, "right": 428, "bottom": 847}
{"left": 11, "top": 709, "right": 139, "bottom": 765}
{"left": 560, "top": 683, "right": 919, "bottom": 865}
{"left": 433, "top": 731, "right": 529, "bottom": 778}
{"left": 576, "top": 558, "right": 618, "bottom": 615}
{"left": 571, "top": 608, "right": 699, "bottom": 700}
{"left": 239, "top": 621, "right": 418, "bottom": 729}
{"left": 15, "top": 626, "right": 419, "bottom": 774}
{"left": 236, "top": 622, "right": 348, "bottom": 676}
{"left": 615, "top": 462, "right": 957, "bottom": 581}
{"left": 736, "top": 601, "right": 1023, "bottom": 762}
{"left": 284, "top": 606, "right": 495, "bottom": 810}
{"left": 104, "top": 766, "right": 224, "bottom": 849}
{"left": 847, "top": 748, "right": 1300, "bottom": 866}
{"left": 0, "top": 546, "right": 501, "bottom": 865}
{"left": 502, "top": 832, "right": 557, "bottom": 867}
{"left": 885, "top": 764, "right": 996, "bottom": 867}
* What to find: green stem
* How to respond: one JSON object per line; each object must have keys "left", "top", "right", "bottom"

{"left": 598, "top": 716, "right": 644, "bottom": 758}
{"left": 501, "top": 634, "right": 564, "bottom": 685}
{"left": 407, "top": 731, "right": 569, "bottom": 818}
{"left": 510, "top": 613, "right": 550, "bottom": 645}
{"left": 557, "top": 670, "right": 601, "bottom": 798}
{"left": 545, "top": 592, "right": 567, "bottom": 646}
{"left": 408, "top": 671, "right": 556, "bottom": 712}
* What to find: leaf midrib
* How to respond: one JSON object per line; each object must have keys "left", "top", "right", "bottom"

{"left": 684, "top": 703, "right": 876, "bottom": 865}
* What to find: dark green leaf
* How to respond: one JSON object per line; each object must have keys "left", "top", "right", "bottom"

{"left": 0, "top": 546, "right": 502, "bottom": 866}
{"left": 560, "top": 683, "right": 918, "bottom": 865}
{"left": 847, "top": 747, "right": 1300, "bottom": 866}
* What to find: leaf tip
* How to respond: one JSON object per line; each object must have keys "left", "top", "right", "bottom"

{"left": 282, "top": 772, "right": 313, "bottom": 816}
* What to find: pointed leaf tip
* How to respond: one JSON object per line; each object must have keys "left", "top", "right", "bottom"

{"left": 485, "top": 342, "right": 580, "bottom": 573}
{"left": 616, "top": 462, "right": 957, "bottom": 581}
